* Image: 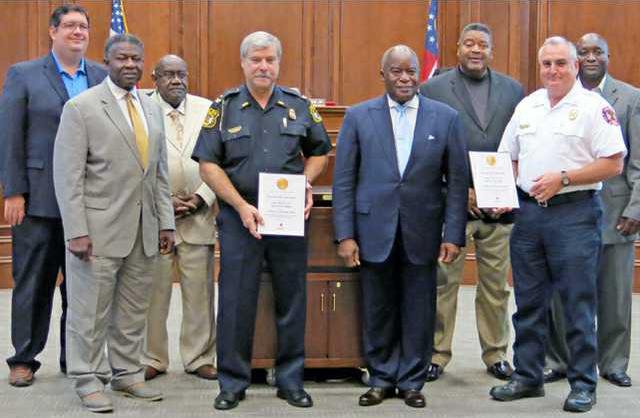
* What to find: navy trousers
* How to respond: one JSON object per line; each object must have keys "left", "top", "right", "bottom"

{"left": 510, "top": 196, "right": 601, "bottom": 391}
{"left": 360, "top": 225, "right": 437, "bottom": 391}
{"left": 7, "top": 216, "right": 67, "bottom": 372}
{"left": 216, "top": 204, "right": 307, "bottom": 393}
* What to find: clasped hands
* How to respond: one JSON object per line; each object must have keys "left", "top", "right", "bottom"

{"left": 173, "top": 193, "right": 204, "bottom": 219}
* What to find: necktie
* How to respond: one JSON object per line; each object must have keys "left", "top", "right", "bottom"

{"left": 125, "top": 93, "right": 149, "bottom": 169}
{"left": 168, "top": 109, "right": 184, "bottom": 148}
{"left": 395, "top": 104, "right": 412, "bottom": 176}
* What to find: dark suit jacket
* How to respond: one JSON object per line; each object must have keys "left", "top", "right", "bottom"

{"left": 599, "top": 75, "right": 640, "bottom": 244}
{"left": 333, "top": 94, "right": 469, "bottom": 264}
{"left": 419, "top": 67, "right": 523, "bottom": 223}
{"left": 0, "top": 53, "right": 107, "bottom": 218}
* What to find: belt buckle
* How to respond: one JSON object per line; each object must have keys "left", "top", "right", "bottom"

{"left": 537, "top": 199, "right": 548, "bottom": 207}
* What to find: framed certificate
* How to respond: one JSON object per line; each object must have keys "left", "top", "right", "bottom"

{"left": 258, "top": 172, "right": 306, "bottom": 236}
{"left": 469, "top": 151, "right": 519, "bottom": 209}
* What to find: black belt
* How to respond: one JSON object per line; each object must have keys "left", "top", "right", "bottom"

{"left": 517, "top": 188, "right": 595, "bottom": 207}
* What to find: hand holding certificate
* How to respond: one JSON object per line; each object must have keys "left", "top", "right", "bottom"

{"left": 258, "top": 173, "right": 306, "bottom": 237}
{"left": 469, "top": 151, "right": 519, "bottom": 209}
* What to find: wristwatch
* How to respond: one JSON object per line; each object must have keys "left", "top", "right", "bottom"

{"left": 560, "top": 170, "right": 570, "bottom": 187}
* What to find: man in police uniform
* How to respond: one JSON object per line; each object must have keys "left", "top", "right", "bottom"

{"left": 192, "top": 31, "right": 331, "bottom": 411}
{"left": 489, "top": 36, "right": 625, "bottom": 413}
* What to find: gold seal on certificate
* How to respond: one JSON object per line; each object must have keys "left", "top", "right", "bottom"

{"left": 258, "top": 172, "right": 306, "bottom": 236}
{"left": 469, "top": 151, "right": 519, "bottom": 209}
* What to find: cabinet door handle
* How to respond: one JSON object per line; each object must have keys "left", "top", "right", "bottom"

{"left": 332, "top": 292, "right": 336, "bottom": 312}
{"left": 320, "top": 293, "right": 325, "bottom": 312}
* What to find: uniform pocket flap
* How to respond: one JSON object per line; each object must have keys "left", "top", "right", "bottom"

{"left": 280, "top": 123, "right": 307, "bottom": 137}
{"left": 221, "top": 127, "right": 251, "bottom": 142}
{"left": 26, "top": 158, "right": 44, "bottom": 169}
{"left": 84, "top": 196, "right": 109, "bottom": 209}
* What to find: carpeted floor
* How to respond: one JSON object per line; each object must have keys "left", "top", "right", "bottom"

{"left": 0, "top": 286, "right": 638, "bottom": 417}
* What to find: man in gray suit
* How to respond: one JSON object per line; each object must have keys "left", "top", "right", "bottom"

{"left": 142, "top": 55, "right": 217, "bottom": 381}
{"left": 53, "top": 34, "right": 175, "bottom": 413}
{"left": 0, "top": 4, "right": 107, "bottom": 386}
{"left": 545, "top": 33, "right": 639, "bottom": 388}
{"left": 419, "top": 23, "right": 523, "bottom": 381}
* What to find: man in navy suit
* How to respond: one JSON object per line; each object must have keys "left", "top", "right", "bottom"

{"left": 333, "top": 45, "right": 468, "bottom": 408}
{"left": 0, "top": 4, "right": 106, "bottom": 386}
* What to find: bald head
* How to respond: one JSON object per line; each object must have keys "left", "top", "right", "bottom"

{"left": 152, "top": 54, "right": 188, "bottom": 108}
{"left": 576, "top": 33, "right": 609, "bottom": 87}
{"left": 380, "top": 45, "right": 419, "bottom": 72}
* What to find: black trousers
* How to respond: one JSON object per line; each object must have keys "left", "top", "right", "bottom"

{"left": 360, "top": 225, "right": 437, "bottom": 391}
{"left": 6, "top": 216, "right": 67, "bottom": 372}
{"left": 216, "top": 204, "right": 307, "bottom": 393}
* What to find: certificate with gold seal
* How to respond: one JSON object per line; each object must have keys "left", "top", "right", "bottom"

{"left": 469, "top": 151, "right": 519, "bottom": 209}
{"left": 258, "top": 173, "right": 306, "bottom": 236}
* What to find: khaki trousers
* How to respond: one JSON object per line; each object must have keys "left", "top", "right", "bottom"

{"left": 433, "top": 220, "right": 512, "bottom": 368}
{"left": 142, "top": 242, "right": 216, "bottom": 372}
{"left": 66, "top": 228, "right": 155, "bottom": 397}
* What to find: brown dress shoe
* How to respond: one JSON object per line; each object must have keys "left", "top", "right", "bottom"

{"left": 358, "top": 387, "right": 396, "bottom": 406}
{"left": 190, "top": 365, "right": 218, "bottom": 380}
{"left": 399, "top": 389, "right": 426, "bottom": 408}
{"left": 9, "top": 365, "right": 34, "bottom": 387}
{"left": 144, "top": 366, "right": 164, "bottom": 381}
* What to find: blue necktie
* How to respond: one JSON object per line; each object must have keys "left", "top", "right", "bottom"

{"left": 395, "top": 104, "right": 413, "bottom": 176}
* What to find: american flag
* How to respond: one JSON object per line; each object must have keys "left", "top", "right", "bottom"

{"left": 110, "top": 0, "right": 128, "bottom": 37}
{"left": 421, "top": 0, "right": 439, "bottom": 81}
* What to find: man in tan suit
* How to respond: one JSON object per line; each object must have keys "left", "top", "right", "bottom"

{"left": 53, "top": 34, "right": 175, "bottom": 413}
{"left": 142, "top": 55, "right": 217, "bottom": 381}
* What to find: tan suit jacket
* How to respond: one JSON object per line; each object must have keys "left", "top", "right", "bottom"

{"left": 143, "top": 90, "right": 216, "bottom": 246}
{"left": 53, "top": 79, "right": 174, "bottom": 258}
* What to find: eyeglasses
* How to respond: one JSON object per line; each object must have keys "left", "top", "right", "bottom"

{"left": 158, "top": 71, "right": 188, "bottom": 80}
{"left": 59, "top": 22, "right": 90, "bottom": 32}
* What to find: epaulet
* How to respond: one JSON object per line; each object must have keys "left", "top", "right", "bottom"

{"left": 222, "top": 87, "right": 241, "bottom": 99}
{"left": 281, "top": 86, "right": 303, "bottom": 98}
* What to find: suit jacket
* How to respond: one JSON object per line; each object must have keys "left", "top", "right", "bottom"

{"left": 144, "top": 89, "right": 216, "bottom": 246}
{"left": 53, "top": 79, "right": 174, "bottom": 258}
{"left": 333, "top": 94, "right": 469, "bottom": 264}
{"left": 0, "top": 53, "right": 107, "bottom": 218}
{"left": 419, "top": 68, "right": 523, "bottom": 224}
{"left": 600, "top": 75, "right": 640, "bottom": 244}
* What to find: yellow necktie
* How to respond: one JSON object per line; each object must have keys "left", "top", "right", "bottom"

{"left": 125, "top": 93, "right": 149, "bottom": 169}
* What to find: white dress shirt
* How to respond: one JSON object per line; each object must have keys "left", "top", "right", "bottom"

{"left": 106, "top": 76, "right": 149, "bottom": 135}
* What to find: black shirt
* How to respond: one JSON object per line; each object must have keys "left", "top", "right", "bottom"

{"left": 192, "top": 85, "right": 332, "bottom": 203}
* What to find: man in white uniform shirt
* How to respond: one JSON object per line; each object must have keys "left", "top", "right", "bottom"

{"left": 489, "top": 36, "right": 625, "bottom": 413}
{"left": 142, "top": 55, "right": 218, "bottom": 381}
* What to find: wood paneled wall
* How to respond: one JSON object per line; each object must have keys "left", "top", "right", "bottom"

{"left": 3, "top": 0, "right": 640, "bottom": 288}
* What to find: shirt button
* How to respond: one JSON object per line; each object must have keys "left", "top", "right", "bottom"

{"left": 263, "top": 148, "right": 268, "bottom": 153}
{"left": 136, "top": 201, "right": 141, "bottom": 206}
{"left": 263, "top": 129, "right": 268, "bottom": 134}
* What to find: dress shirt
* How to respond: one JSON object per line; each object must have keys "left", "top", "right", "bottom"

{"left": 499, "top": 81, "right": 626, "bottom": 193}
{"left": 387, "top": 94, "right": 419, "bottom": 175}
{"left": 106, "top": 76, "right": 149, "bottom": 136}
{"left": 51, "top": 50, "right": 88, "bottom": 99}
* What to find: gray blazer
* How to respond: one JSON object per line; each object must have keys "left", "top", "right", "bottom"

{"left": 600, "top": 75, "right": 640, "bottom": 244}
{"left": 53, "top": 79, "right": 174, "bottom": 258}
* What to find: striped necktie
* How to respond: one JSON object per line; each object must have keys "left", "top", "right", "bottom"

{"left": 125, "top": 93, "right": 149, "bottom": 169}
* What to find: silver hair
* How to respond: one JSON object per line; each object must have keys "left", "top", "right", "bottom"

{"left": 240, "top": 31, "right": 282, "bottom": 60}
{"left": 380, "top": 45, "right": 419, "bottom": 70}
{"left": 538, "top": 36, "right": 578, "bottom": 62}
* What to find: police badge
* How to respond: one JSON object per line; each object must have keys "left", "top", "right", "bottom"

{"left": 309, "top": 102, "right": 322, "bottom": 123}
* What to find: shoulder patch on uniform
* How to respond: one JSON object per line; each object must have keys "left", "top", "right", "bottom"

{"left": 202, "top": 106, "right": 220, "bottom": 129}
{"left": 601, "top": 106, "right": 619, "bottom": 126}
{"left": 309, "top": 102, "right": 322, "bottom": 123}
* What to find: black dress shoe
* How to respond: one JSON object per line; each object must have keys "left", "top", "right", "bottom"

{"left": 426, "top": 363, "right": 443, "bottom": 382}
{"left": 563, "top": 389, "right": 596, "bottom": 412}
{"left": 398, "top": 389, "right": 426, "bottom": 408}
{"left": 276, "top": 389, "right": 313, "bottom": 408}
{"left": 490, "top": 380, "right": 545, "bottom": 401}
{"left": 487, "top": 361, "right": 514, "bottom": 380}
{"left": 543, "top": 368, "right": 567, "bottom": 383}
{"left": 214, "top": 390, "right": 246, "bottom": 410}
{"left": 60, "top": 361, "right": 67, "bottom": 375}
{"left": 358, "top": 387, "right": 396, "bottom": 406}
{"left": 602, "top": 372, "right": 632, "bottom": 387}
